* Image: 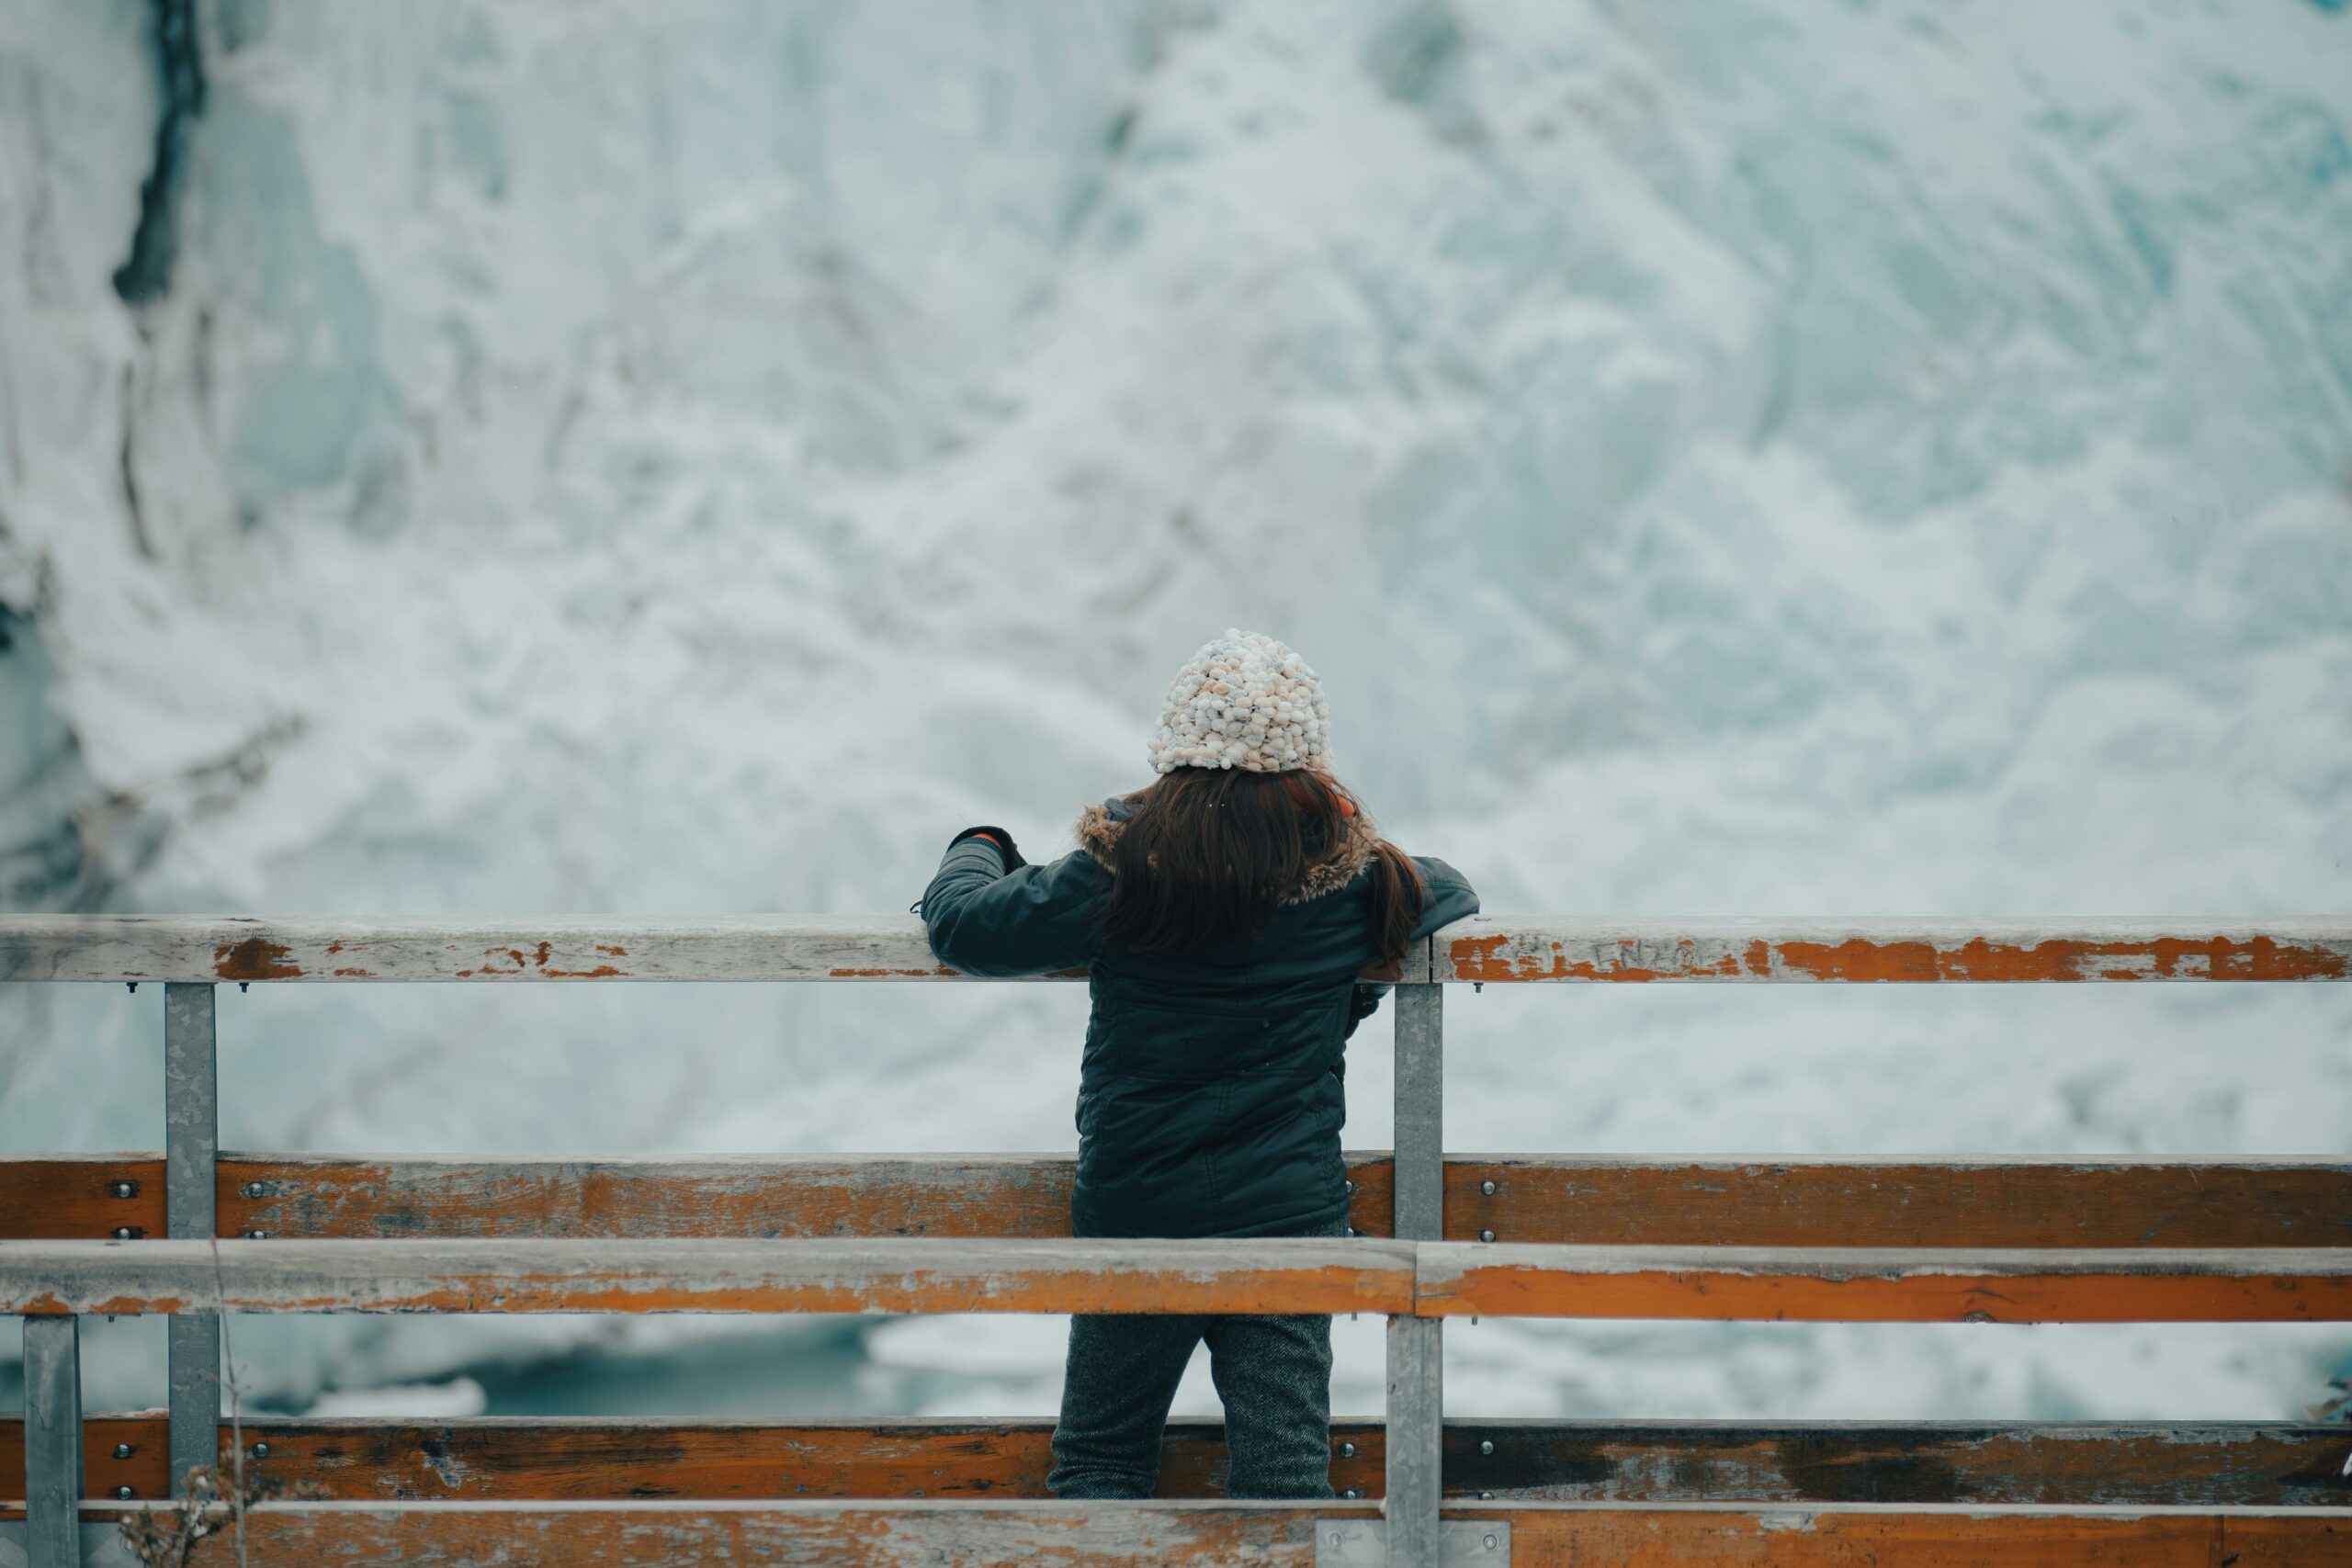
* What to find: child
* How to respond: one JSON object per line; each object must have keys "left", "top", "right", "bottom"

{"left": 918, "top": 629, "right": 1479, "bottom": 1499}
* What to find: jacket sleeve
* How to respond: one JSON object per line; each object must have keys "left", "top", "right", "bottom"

{"left": 1409, "top": 855, "right": 1480, "bottom": 941}
{"left": 1345, "top": 854, "right": 1481, "bottom": 1035}
{"left": 920, "top": 837, "right": 1109, "bottom": 977}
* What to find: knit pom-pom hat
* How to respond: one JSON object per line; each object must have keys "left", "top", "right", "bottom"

{"left": 1148, "top": 628, "right": 1330, "bottom": 774}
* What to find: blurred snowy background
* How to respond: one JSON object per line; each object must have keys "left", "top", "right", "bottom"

{"left": 3, "top": 0, "right": 2349, "bottom": 1427}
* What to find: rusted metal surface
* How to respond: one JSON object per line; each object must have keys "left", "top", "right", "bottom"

{"left": 0, "top": 1153, "right": 1401, "bottom": 1240}
{"left": 6, "top": 1416, "right": 2347, "bottom": 1513}
{"left": 10, "top": 913, "right": 2349, "bottom": 983}
{"left": 1469, "top": 1499, "right": 2352, "bottom": 1566}
{"left": 1414, "top": 1243, "right": 2352, "bottom": 1322}
{"left": 1440, "top": 1421, "right": 2352, "bottom": 1506}
{"left": 1444, "top": 1156, "right": 2352, "bottom": 1248}
{"left": 1430, "top": 917, "right": 2352, "bottom": 983}
{"left": 0, "top": 1416, "right": 1385, "bottom": 1509}
{"left": 0, "top": 1236, "right": 1419, "bottom": 1316}
{"left": 35, "top": 1499, "right": 1383, "bottom": 1565}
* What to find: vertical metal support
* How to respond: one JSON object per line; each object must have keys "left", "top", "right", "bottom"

{"left": 25, "top": 1314, "right": 84, "bottom": 1568}
{"left": 1386, "top": 982, "right": 1444, "bottom": 1566}
{"left": 164, "top": 981, "right": 219, "bottom": 1493}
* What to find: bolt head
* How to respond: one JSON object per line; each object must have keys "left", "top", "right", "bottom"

{"left": 243, "top": 1182, "right": 266, "bottom": 1199}
{"left": 116, "top": 1484, "right": 135, "bottom": 1501}
{"left": 111, "top": 1179, "right": 138, "bottom": 1199}
{"left": 1480, "top": 1438, "right": 1495, "bottom": 1455}
{"left": 112, "top": 1226, "right": 137, "bottom": 1240}
{"left": 1484, "top": 1530, "right": 1499, "bottom": 1549}
{"left": 1340, "top": 1488, "right": 1361, "bottom": 1500}
{"left": 247, "top": 1229, "right": 267, "bottom": 1240}
{"left": 251, "top": 1441, "right": 269, "bottom": 1459}
{"left": 113, "top": 1443, "right": 134, "bottom": 1461}
{"left": 1338, "top": 1441, "right": 1356, "bottom": 1458}
{"left": 1343, "top": 1179, "right": 1356, "bottom": 1194}
{"left": 1480, "top": 1179, "right": 1497, "bottom": 1196}
{"left": 1479, "top": 1228, "right": 1497, "bottom": 1244}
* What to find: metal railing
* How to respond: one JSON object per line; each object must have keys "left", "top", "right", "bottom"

{"left": 5, "top": 913, "right": 2351, "bottom": 1567}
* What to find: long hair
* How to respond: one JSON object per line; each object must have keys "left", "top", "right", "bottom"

{"left": 1097, "top": 767, "right": 1426, "bottom": 972}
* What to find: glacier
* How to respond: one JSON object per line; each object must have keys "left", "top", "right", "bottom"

{"left": 1, "top": 0, "right": 2349, "bottom": 1425}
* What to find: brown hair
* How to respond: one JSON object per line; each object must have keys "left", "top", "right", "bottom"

{"left": 1096, "top": 767, "right": 1425, "bottom": 972}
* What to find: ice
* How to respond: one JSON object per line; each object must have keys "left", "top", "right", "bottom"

{"left": 0, "top": 0, "right": 2347, "bottom": 1420}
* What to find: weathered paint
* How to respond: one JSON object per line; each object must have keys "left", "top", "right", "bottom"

{"left": 1476, "top": 1500, "right": 2352, "bottom": 1567}
{"left": 0, "top": 1237, "right": 1419, "bottom": 1316}
{"left": 10, "top": 913, "right": 2346, "bottom": 983}
{"left": 1439, "top": 1420, "right": 2352, "bottom": 1507}
{"left": 5, "top": 1417, "right": 2346, "bottom": 1514}
{"left": 58, "top": 1499, "right": 1383, "bottom": 1565}
{"left": 1415, "top": 1244, "right": 2352, "bottom": 1323}
{"left": 1442, "top": 1156, "right": 2352, "bottom": 1248}
{"left": 1431, "top": 918, "right": 2352, "bottom": 983}
{"left": 0, "top": 1416, "right": 1386, "bottom": 1511}
{"left": 20, "top": 1154, "right": 2349, "bottom": 1250}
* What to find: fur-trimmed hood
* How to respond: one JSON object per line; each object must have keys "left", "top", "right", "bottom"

{"left": 1074, "top": 790, "right": 1382, "bottom": 906}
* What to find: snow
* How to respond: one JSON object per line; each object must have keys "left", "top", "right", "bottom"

{"left": 1, "top": 0, "right": 2348, "bottom": 1425}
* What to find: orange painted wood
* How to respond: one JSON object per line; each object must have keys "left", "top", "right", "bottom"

{"left": 1444, "top": 1156, "right": 2352, "bottom": 1248}
{"left": 0, "top": 1236, "right": 1419, "bottom": 1317}
{"left": 1476, "top": 1500, "right": 2352, "bottom": 1566}
{"left": 0, "top": 1156, "right": 163, "bottom": 1240}
{"left": 1430, "top": 917, "right": 2352, "bottom": 982}
{"left": 69, "top": 1499, "right": 1378, "bottom": 1562}
{"left": 205, "top": 1154, "right": 1399, "bottom": 1241}
{"left": 1415, "top": 1244, "right": 2352, "bottom": 1323}
{"left": 6, "top": 1417, "right": 2346, "bottom": 1512}
{"left": 33, "top": 1153, "right": 2350, "bottom": 1249}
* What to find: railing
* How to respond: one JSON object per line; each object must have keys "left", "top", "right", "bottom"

{"left": 4, "top": 914, "right": 2350, "bottom": 1566}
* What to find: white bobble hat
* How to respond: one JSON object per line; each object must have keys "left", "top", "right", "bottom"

{"left": 1148, "top": 628, "right": 1331, "bottom": 774}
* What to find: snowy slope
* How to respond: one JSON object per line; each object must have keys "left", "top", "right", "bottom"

{"left": 1, "top": 0, "right": 2348, "bottom": 1421}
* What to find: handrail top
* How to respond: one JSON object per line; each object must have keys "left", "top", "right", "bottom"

{"left": 1, "top": 913, "right": 2346, "bottom": 983}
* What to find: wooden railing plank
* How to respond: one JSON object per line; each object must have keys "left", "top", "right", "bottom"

{"left": 7, "top": 1417, "right": 2344, "bottom": 1511}
{"left": 1415, "top": 1244, "right": 2352, "bottom": 1323}
{"left": 1441, "top": 1420, "right": 2352, "bottom": 1507}
{"left": 13, "top": 1500, "right": 2345, "bottom": 1567}
{"left": 36, "top": 1500, "right": 1377, "bottom": 1566}
{"left": 0, "top": 1237, "right": 1418, "bottom": 1317}
{"left": 1445, "top": 1156, "right": 2352, "bottom": 1249}
{"left": 1464, "top": 1500, "right": 2352, "bottom": 1567}
{"left": 1430, "top": 916, "right": 2352, "bottom": 983}
{"left": 21, "top": 1154, "right": 2347, "bottom": 1249}
{"left": 7, "top": 914, "right": 2348, "bottom": 984}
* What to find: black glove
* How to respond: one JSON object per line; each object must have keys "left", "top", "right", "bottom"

{"left": 948, "top": 825, "right": 1026, "bottom": 870}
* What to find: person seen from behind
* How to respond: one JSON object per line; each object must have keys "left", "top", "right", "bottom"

{"left": 917, "top": 629, "right": 1479, "bottom": 1499}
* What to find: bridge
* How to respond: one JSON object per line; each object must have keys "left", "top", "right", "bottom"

{"left": 4, "top": 914, "right": 2350, "bottom": 1564}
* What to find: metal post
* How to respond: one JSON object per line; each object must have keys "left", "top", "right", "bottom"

{"left": 164, "top": 981, "right": 219, "bottom": 1492}
{"left": 25, "top": 1314, "right": 84, "bottom": 1568}
{"left": 1385, "top": 982, "right": 1444, "bottom": 1566}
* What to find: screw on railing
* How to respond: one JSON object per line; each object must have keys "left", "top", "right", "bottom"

{"left": 164, "top": 981, "right": 220, "bottom": 1493}
{"left": 24, "top": 1314, "right": 83, "bottom": 1568}
{"left": 1385, "top": 975, "right": 1444, "bottom": 1565}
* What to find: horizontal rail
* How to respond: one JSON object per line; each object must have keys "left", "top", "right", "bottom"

{"left": 6, "top": 915, "right": 2349, "bottom": 983}
{"left": 6, "top": 1239, "right": 2346, "bottom": 1321}
{"left": 5, "top": 1416, "right": 2346, "bottom": 1509}
{"left": 0, "top": 1238, "right": 1417, "bottom": 1316}
{"left": 1417, "top": 1243, "right": 2352, "bottom": 1322}
{"left": 1431, "top": 916, "right": 2352, "bottom": 982}
{"left": 17, "top": 1152, "right": 2352, "bottom": 1250}
{"left": 4, "top": 1500, "right": 2346, "bottom": 1566}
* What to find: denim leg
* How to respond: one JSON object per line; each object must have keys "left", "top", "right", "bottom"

{"left": 1202, "top": 1310, "right": 1337, "bottom": 1498}
{"left": 1047, "top": 1313, "right": 1205, "bottom": 1499}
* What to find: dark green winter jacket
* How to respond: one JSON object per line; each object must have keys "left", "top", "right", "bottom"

{"left": 920, "top": 794, "right": 1479, "bottom": 1239}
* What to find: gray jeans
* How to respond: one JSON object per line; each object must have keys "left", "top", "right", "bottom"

{"left": 1047, "top": 1218, "right": 1345, "bottom": 1500}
